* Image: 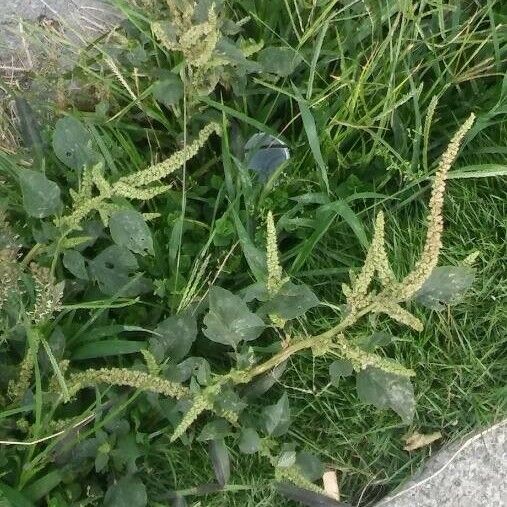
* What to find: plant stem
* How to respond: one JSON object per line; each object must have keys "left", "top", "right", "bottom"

{"left": 230, "top": 306, "right": 372, "bottom": 385}
{"left": 21, "top": 243, "right": 42, "bottom": 268}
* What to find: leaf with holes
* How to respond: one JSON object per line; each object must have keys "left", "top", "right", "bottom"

{"left": 109, "top": 210, "right": 154, "bottom": 256}
{"left": 329, "top": 359, "right": 353, "bottom": 387}
{"left": 52, "top": 117, "right": 102, "bottom": 170}
{"left": 89, "top": 245, "right": 151, "bottom": 297}
{"left": 356, "top": 367, "right": 415, "bottom": 424}
{"left": 415, "top": 266, "right": 475, "bottom": 310}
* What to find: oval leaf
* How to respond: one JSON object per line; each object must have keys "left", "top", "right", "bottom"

{"left": 149, "top": 312, "right": 197, "bottom": 363}
{"left": 152, "top": 76, "right": 184, "bottom": 107}
{"left": 262, "top": 392, "right": 291, "bottom": 437}
{"left": 197, "top": 419, "right": 232, "bottom": 442}
{"left": 103, "top": 475, "right": 147, "bottom": 507}
{"left": 89, "top": 245, "right": 151, "bottom": 297}
{"left": 329, "top": 359, "right": 353, "bottom": 387}
{"left": 109, "top": 210, "right": 154, "bottom": 256}
{"left": 238, "top": 427, "right": 261, "bottom": 454}
{"left": 258, "top": 281, "right": 319, "bottom": 320}
{"left": 415, "top": 265, "right": 475, "bottom": 310}
{"left": 62, "top": 249, "right": 88, "bottom": 280}
{"left": 52, "top": 117, "right": 101, "bottom": 170}
{"left": 18, "top": 169, "right": 61, "bottom": 218}
{"left": 258, "top": 47, "right": 302, "bottom": 77}
{"left": 356, "top": 367, "right": 415, "bottom": 424}
{"left": 276, "top": 482, "right": 349, "bottom": 507}
{"left": 209, "top": 439, "right": 230, "bottom": 487}
{"left": 203, "top": 287, "right": 265, "bottom": 349}
{"left": 296, "top": 451, "right": 325, "bottom": 482}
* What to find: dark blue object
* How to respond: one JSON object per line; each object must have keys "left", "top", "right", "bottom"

{"left": 245, "top": 133, "right": 290, "bottom": 181}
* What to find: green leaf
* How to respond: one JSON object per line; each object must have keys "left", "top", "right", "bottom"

{"left": 293, "top": 85, "right": 329, "bottom": 193}
{"left": 243, "top": 361, "right": 287, "bottom": 400}
{"left": 104, "top": 475, "right": 147, "bottom": 507}
{"left": 232, "top": 211, "right": 266, "bottom": 282}
{"left": 355, "top": 332, "right": 393, "bottom": 352}
{"left": 447, "top": 164, "right": 507, "bottom": 179}
{"left": 18, "top": 169, "right": 62, "bottom": 218}
{"left": 320, "top": 200, "right": 368, "bottom": 249}
{"left": 203, "top": 287, "right": 265, "bottom": 349}
{"left": 214, "top": 385, "right": 247, "bottom": 414}
{"left": 209, "top": 439, "right": 230, "bottom": 487}
{"left": 89, "top": 245, "right": 151, "bottom": 297}
{"left": 15, "top": 97, "right": 44, "bottom": 163}
{"left": 197, "top": 419, "right": 232, "bottom": 442}
{"left": 52, "top": 117, "right": 101, "bottom": 170}
{"left": 149, "top": 312, "right": 197, "bottom": 362}
{"left": 356, "top": 367, "right": 415, "bottom": 424}
{"left": 110, "top": 210, "right": 154, "bottom": 256}
{"left": 41, "top": 338, "right": 69, "bottom": 401}
{"left": 258, "top": 281, "right": 319, "bottom": 320}
{"left": 111, "top": 434, "right": 143, "bottom": 473}
{"left": 415, "top": 266, "right": 475, "bottom": 310}
{"left": 238, "top": 427, "right": 261, "bottom": 454}
{"left": 262, "top": 392, "right": 291, "bottom": 436}
{"left": 328, "top": 359, "right": 353, "bottom": 386}
{"left": 258, "top": 47, "right": 302, "bottom": 77}
{"left": 72, "top": 340, "right": 146, "bottom": 360}
{"left": 296, "top": 451, "right": 324, "bottom": 482}
{"left": 23, "top": 470, "right": 62, "bottom": 502}
{"left": 172, "top": 496, "right": 188, "bottom": 507}
{"left": 168, "top": 357, "right": 209, "bottom": 383}
{"left": 62, "top": 249, "right": 88, "bottom": 280}
{"left": 0, "top": 482, "right": 34, "bottom": 507}
{"left": 152, "top": 76, "right": 184, "bottom": 107}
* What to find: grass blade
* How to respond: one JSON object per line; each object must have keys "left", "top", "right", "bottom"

{"left": 72, "top": 340, "right": 146, "bottom": 360}
{"left": 293, "top": 84, "right": 329, "bottom": 193}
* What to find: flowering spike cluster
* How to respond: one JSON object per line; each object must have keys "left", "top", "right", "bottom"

{"left": 57, "top": 122, "right": 221, "bottom": 230}
{"left": 8, "top": 329, "right": 43, "bottom": 402}
{"left": 65, "top": 367, "right": 189, "bottom": 400}
{"left": 372, "top": 301, "right": 424, "bottom": 332}
{"left": 153, "top": 4, "right": 220, "bottom": 69}
{"left": 141, "top": 349, "right": 160, "bottom": 376}
{"left": 170, "top": 384, "right": 221, "bottom": 442}
{"left": 334, "top": 334, "right": 415, "bottom": 377}
{"left": 0, "top": 246, "right": 19, "bottom": 310}
{"left": 275, "top": 466, "right": 324, "bottom": 495}
{"left": 341, "top": 114, "right": 475, "bottom": 333}
{"left": 0, "top": 213, "right": 20, "bottom": 309}
{"left": 395, "top": 113, "right": 476, "bottom": 300}
{"left": 28, "top": 263, "right": 64, "bottom": 325}
{"left": 343, "top": 211, "right": 394, "bottom": 309}
{"left": 266, "top": 211, "right": 284, "bottom": 297}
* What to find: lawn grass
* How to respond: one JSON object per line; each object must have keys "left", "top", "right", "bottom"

{"left": 0, "top": 0, "right": 506, "bottom": 505}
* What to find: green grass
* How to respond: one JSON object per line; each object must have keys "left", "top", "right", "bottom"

{"left": 0, "top": 0, "right": 506, "bottom": 505}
